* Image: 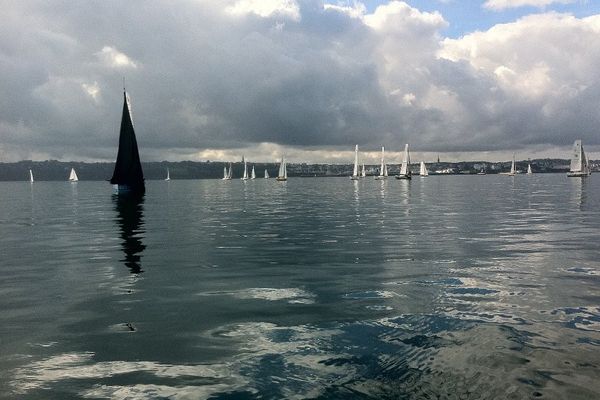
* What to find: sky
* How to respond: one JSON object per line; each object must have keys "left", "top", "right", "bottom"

{"left": 1, "top": 0, "right": 599, "bottom": 163}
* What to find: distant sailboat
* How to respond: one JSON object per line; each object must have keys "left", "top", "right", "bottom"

{"left": 477, "top": 168, "right": 486, "bottom": 175}
{"left": 69, "top": 168, "right": 79, "bottom": 182}
{"left": 508, "top": 153, "right": 516, "bottom": 176}
{"left": 361, "top": 163, "right": 366, "bottom": 178}
{"left": 29, "top": 169, "right": 34, "bottom": 183}
{"left": 419, "top": 161, "right": 428, "bottom": 177}
{"left": 527, "top": 164, "right": 532, "bottom": 175}
{"left": 241, "top": 156, "right": 248, "bottom": 180}
{"left": 567, "top": 140, "right": 591, "bottom": 177}
{"left": 165, "top": 168, "right": 170, "bottom": 181}
{"left": 375, "top": 146, "right": 387, "bottom": 180}
{"left": 251, "top": 165, "right": 256, "bottom": 180}
{"left": 350, "top": 145, "right": 359, "bottom": 180}
{"left": 222, "top": 163, "right": 233, "bottom": 180}
{"left": 396, "top": 144, "right": 411, "bottom": 180}
{"left": 276, "top": 157, "right": 287, "bottom": 181}
{"left": 264, "top": 169, "right": 269, "bottom": 179}
{"left": 110, "top": 90, "right": 145, "bottom": 194}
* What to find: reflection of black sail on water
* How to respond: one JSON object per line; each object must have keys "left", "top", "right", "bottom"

{"left": 110, "top": 91, "right": 145, "bottom": 194}
{"left": 114, "top": 195, "right": 146, "bottom": 273}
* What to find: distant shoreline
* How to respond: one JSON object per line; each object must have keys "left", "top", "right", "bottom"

{"left": 0, "top": 159, "right": 582, "bottom": 181}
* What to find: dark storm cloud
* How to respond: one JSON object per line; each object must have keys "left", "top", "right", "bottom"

{"left": 0, "top": 1, "right": 599, "bottom": 161}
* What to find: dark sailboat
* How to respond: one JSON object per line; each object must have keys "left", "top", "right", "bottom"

{"left": 110, "top": 90, "right": 145, "bottom": 194}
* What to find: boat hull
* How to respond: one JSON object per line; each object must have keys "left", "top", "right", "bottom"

{"left": 374, "top": 176, "right": 387, "bottom": 180}
{"left": 395, "top": 175, "right": 411, "bottom": 180}
{"left": 567, "top": 171, "right": 591, "bottom": 177}
{"left": 350, "top": 176, "right": 359, "bottom": 180}
{"left": 276, "top": 177, "right": 287, "bottom": 181}
{"left": 112, "top": 184, "right": 145, "bottom": 195}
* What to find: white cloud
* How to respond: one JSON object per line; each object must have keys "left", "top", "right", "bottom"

{"left": 226, "top": 0, "right": 300, "bottom": 21}
{"left": 323, "top": 2, "right": 367, "bottom": 19}
{"left": 483, "top": 0, "right": 575, "bottom": 11}
{"left": 95, "top": 46, "right": 138, "bottom": 69}
{"left": 82, "top": 81, "right": 100, "bottom": 101}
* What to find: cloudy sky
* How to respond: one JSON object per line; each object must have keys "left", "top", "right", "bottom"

{"left": 1, "top": 0, "right": 599, "bottom": 163}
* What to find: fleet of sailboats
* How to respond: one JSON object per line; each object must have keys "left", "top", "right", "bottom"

{"left": 567, "top": 140, "right": 591, "bottom": 177}
{"left": 223, "top": 163, "right": 233, "bottom": 180}
{"left": 110, "top": 89, "right": 145, "bottom": 194}
{"left": 69, "top": 168, "right": 78, "bottom": 182}
{"left": 396, "top": 144, "right": 411, "bottom": 180}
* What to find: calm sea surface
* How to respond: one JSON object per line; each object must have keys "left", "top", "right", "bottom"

{"left": 1, "top": 175, "right": 599, "bottom": 399}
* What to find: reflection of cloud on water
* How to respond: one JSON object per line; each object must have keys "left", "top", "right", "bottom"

{"left": 199, "top": 287, "right": 316, "bottom": 304}
{"left": 11, "top": 311, "right": 600, "bottom": 398}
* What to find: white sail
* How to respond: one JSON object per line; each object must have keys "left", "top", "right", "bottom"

{"left": 277, "top": 157, "right": 287, "bottom": 181}
{"left": 29, "top": 169, "right": 34, "bottom": 183}
{"left": 251, "top": 166, "right": 256, "bottom": 179}
{"left": 527, "top": 164, "right": 532, "bottom": 174}
{"left": 568, "top": 140, "right": 591, "bottom": 177}
{"left": 69, "top": 168, "right": 79, "bottom": 182}
{"left": 351, "top": 145, "right": 359, "bottom": 179}
{"left": 361, "top": 163, "right": 366, "bottom": 178}
{"left": 380, "top": 147, "right": 385, "bottom": 177}
{"left": 242, "top": 156, "right": 248, "bottom": 180}
{"left": 165, "top": 168, "right": 170, "bottom": 181}
{"left": 508, "top": 153, "right": 516, "bottom": 176}
{"left": 223, "top": 166, "right": 228, "bottom": 179}
{"left": 264, "top": 169, "right": 269, "bottom": 179}
{"left": 399, "top": 144, "right": 410, "bottom": 176}
{"left": 419, "top": 161, "right": 428, "bottom": 176}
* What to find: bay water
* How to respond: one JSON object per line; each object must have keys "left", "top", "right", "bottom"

{"left": 1, "top": 175, "right": 599, "bottom": 399}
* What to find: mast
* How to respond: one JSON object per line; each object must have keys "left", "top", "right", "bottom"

{"left": 110, "top": 90, "right": 145, "bottom": 193}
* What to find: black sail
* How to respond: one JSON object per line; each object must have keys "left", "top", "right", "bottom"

{"left": 110, "top": 91, "right": 145, "bottom": 193}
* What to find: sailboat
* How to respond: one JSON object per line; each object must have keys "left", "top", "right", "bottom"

{"left": 222, "top": 163, "right": 233, "bottom": 180}
{"left": 110, "top": 90, "right": 145, "bottom": 194}
{"left": 396, "top": 144, "right": 411, "bottom": 180}
{"left": 69, "top": 168, "right": 79, "bottom": 182}
{"left": 264, "top": 169, "right": 269, "bottom": 179}
{"left": 361, "top": 163, "right": 366, "bottom": 178}
{"left": 419, "top": 161, "right": 428, "bottom": 177}
{"left": 508, "top": 154, "right": 516, "bottom": 176}
{"left": 241, "top": 156, "right": 249, "bottom": 180}
{"left": 29, "top": 169, "right": 34, "bottom": 183}
{"left": 527, "top": 164, "right": 532, "bottom": 175}
{"left": 375, "top": 147, "right": 387, "bottom": 180}
{"left": 165, "top": 168, "right": 170, "bottom": 181}
{"left": 276, "top": 157, "right": 287, "bottom": 181}
{"left": 350, "top": 145, "right": 359, "bottom": 180}
{"left": 567, "top": 140, "right": 591, "bottom": 177}
{"left": 251, "top": 166, "right": 256, "bottom": 180}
